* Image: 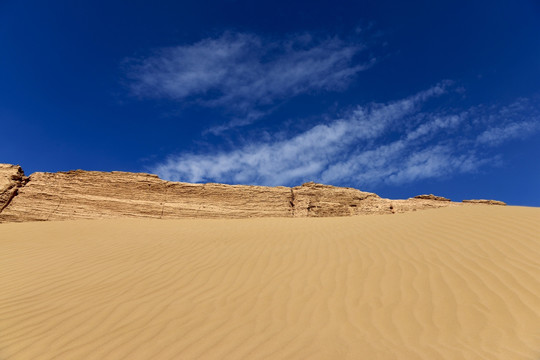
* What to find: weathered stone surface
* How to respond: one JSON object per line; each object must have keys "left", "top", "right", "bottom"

{"left": 0, "top": 163, "right": 505, "bottom": 222}
{"left": 291, "top": 182, "right": 381, "bottom": 217}
{"left": 462, "top": 199, "right": 507, "bottom": 206}
{"left": 413, "top": 194, "right": 451, "bottom": 201}
{"left": 0, "top": 164, "right": 28, "bottom": 213}
{"left": 0, "top": 169, "right": 293, "bottom": 222}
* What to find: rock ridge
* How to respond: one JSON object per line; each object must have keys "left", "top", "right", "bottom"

{"left": 0, "top": 164, "right": 506, "bottom": 222}
{"left": 462, "top": 199, "right": 507, "bottom": 206}
{"left": 413, "top": 194, "right": 451, "bottom": 201}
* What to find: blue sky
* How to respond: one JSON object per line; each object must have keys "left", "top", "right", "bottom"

{"left": 1, "top": 0, "right": 539, "bottom": 205}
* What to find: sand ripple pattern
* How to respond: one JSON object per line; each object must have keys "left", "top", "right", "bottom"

{"left": 1, "top": 206, "right": 539, "bottom": 359}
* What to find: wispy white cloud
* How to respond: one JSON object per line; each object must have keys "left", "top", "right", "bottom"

{"left": 125, "top": 32, "right": 373, "bottom": 129}
{"left": 474, "top": 97, "right": 540, "bottom": 145}
{"left": 477, "top": 121, "right": 539, "bottom": 145}
{"left": 405, "top": 114, "right": 464, "bottom": 141}
{"left": 150, "top": 84, "right": 540, "bottom": 187}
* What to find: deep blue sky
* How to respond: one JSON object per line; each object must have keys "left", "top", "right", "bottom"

{"left": 1, "top": 0, "right": 539, "bottom": 205}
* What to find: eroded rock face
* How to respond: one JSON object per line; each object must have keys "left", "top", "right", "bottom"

{"left": 462, "top": 199, "right": 507, "bottom": 206}
{"left": 0, "top": 163, "right": 507, "bottom": 222}
{"left": 291, "top": 182, "right": 381, "bottom": 217}
{"left": 0, "top": 169, "right": 293, "bottom": 222}
{"left": 0, "top": 164, "right": 28, "bottom": 212}
{"left": 413, "top": 194, "right": 451, "bottom": 201}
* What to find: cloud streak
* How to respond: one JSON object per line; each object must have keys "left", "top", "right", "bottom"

{"left": 125, "top": 32, "right": 372, "bottom": 129}
{"left": 150, "top": 84, "right": 540, "bottom": 187}
{"left": 477, "top": 121, "right": 539, "bottom": 145}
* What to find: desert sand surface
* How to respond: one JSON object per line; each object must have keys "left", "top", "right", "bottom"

{"left": 1, "top": 205, "right": 539, "bottom": 359}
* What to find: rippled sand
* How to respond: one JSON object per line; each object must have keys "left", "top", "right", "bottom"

{"left": 1, "top": 205, "right": 539, "bottom": 359}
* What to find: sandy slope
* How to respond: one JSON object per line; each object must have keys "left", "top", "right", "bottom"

{"left": 1, "top": 206, "right": 539, "bottom": 360}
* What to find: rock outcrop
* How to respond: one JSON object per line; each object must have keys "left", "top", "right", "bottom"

{"left": 0, "top": 164, "right": 28, "bottom": 213}
{"left": 462, "top": 199, "right": 507, "bottom": 206}
{"left": 291, "top": 182, "right": 381, "bottom": 216}
{"left": 0, "top": 163, "right": 507, "bottom": 222}
{"left": 413, "top": 194, "right": 451, "bottom": 201}
{"left": 0, "top": 169, "right": 294, "bottom": 222}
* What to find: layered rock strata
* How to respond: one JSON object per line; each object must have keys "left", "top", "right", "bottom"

{"left": 463, "top": 199, "right": 507, "bottom": 206}
{"left": 0, "top": 164, "right": 504, "bottom": 222}
{"left": 0, "top": 164, "right": 28, "bottom": 213}
{"left": 413, "top": 194, "right": 451, "bottom": 201}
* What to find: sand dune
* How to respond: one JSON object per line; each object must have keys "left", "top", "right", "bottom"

{"left": 1, "top": 205, "right": 539, "bottom": 359}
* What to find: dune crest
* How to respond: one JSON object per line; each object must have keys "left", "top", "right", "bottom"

{"left": 0, "top": 163, "right": 505, "bottom": 222}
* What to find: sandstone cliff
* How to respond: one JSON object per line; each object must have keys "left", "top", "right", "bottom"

{"left": 462, "top": 199, "right": 507, "bottom": 206}
{"left": 0, "top": 164, "right": 28, "bottom": 213}
{"left": 413, "top": 194, "right": 451, "bottom": 201}
{"left": 0, "top": 164, "right": 504, "bottom": 222}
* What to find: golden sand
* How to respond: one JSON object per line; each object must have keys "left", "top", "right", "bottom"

{"left": 1, "top": 205, "right": 539, "bottom": 359}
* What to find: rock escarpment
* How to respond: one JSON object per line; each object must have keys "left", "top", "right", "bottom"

{"left": 413, "top": 194, "right": 451, "bottom": 201}
{"left": 463, "top": 199, "right": 507, "bottom": 206}
{"left": 0, "top": 164, "right": 505, "bottom": 222}
{"left": 0, "top": 169, "right": 294, "bottom": 221}
{"left": 0, "top": 164, "right": 28, "bottom": 213}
